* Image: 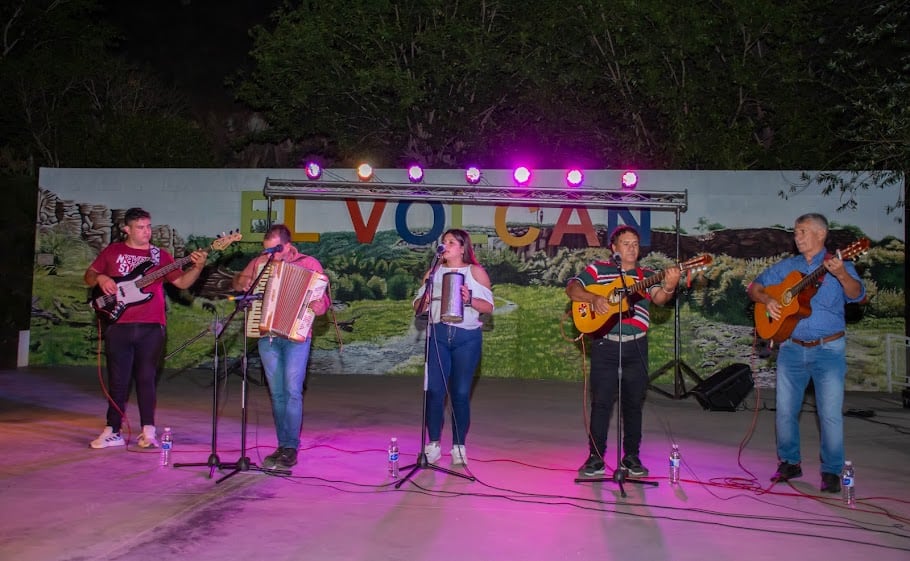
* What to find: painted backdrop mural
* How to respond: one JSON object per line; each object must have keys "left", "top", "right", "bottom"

{"left": 31, "top": 168, "right": 905, "bottom": 391}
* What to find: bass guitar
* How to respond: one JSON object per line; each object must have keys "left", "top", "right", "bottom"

{"left": 753, "top": 238, "right": 869, "bottom": 343}
{"left": 572, "top": 254, "right": 713, "bottom": 335}
{"left": 91, "top": 231, "right": 242, "bottom": 322}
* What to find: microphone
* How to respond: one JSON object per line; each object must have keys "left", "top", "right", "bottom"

{"left": 436, "top": 245, "right": 446, "bottom": 254}
{"left": 226, "top": 293, "right": 263, "bottom": 302}
{"left": 261, "top": 244, "right": 283, "bottom": 255}
{"left": 611, "top": 253, "right": 623, "bottom": 266}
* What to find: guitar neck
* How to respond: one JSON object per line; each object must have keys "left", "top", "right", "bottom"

{"left": 625, "top": 269, "right": 666, "bottom": 293}
{"left": 793, "top": 260, "right": 830, "bottom": 295}
{"left": 133, "top": 242, "right": 212, "bottom": 289}
{"left": 134, "top": 256, "right": 192, "bottom": 289}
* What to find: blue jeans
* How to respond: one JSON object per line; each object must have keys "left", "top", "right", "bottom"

{"left": 425, "top": 323, "right": 482, "bottom": 445}
{"left": 775, "top": 337, "right": 846, "bottom": 474}
{"left": 258, "top": 336, "right": 312, "bottom": 449}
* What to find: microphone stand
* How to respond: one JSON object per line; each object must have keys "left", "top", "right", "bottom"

{"left": 169, "top": 312, "right": 227, "bottom": 478}
{"left": 216, "top": 251, "right": 290, "bottom": 483}
{"left": 396, "top": 249, "right": 475, "bottom": 488}
{"left": 575, "top": 258, "right": 658, "bottom": 497}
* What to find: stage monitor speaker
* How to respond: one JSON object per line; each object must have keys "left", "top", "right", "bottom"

{"left": 689, "top": 363, "right": 754, "bottom": 412}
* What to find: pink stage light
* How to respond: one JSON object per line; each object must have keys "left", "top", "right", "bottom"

{"left": 357, "top": 163, "right": 374, "bottom": 181}
{"left": 304, "top": 161, "right": 322, "bottom": 180}
{"left": 621, "top": 170, "right": 639, "bottom": 190}
{"left": 407, "top": 165, "right": 424, "bottom": 183}
{"left": 465, "top": 166, "right": 482, "bottom": 185}
{"left": 513, "top": 166, "right": 532, "bottom": 186}
{"left": 565, "top": 169, "right": 584, "bottom": 187}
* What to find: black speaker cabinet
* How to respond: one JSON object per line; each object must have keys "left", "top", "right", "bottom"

{"left": 689, "top": 363, "right": 754, "bottom": 412}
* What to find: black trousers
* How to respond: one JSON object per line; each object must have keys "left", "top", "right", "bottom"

{"left": 588, "top": 337, "right": 649, "bottom": 458}
{"left": 103, "top": 323, "right": 166, "bottom": 431}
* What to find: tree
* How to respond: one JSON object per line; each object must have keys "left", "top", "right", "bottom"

{"left": 803, "top": 0, "right": 908, "bottom": 222}
{"left": 234, "top": 0, "right": 834, "bottom": 170}
{"left": 0, "top": 0, "right": 216, "bottom": 171}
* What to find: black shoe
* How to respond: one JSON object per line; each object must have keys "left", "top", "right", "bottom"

{"left": 621, "top": 454, "right": 649, "bottom": 477}
{"left": 580, "top": 453, "right": 605, "bottom": 476}
{"left": 262, "top": 447, "right": 284, "bottom": 469}
{"left": 277, "top": 448, "right": 298, "bottom": 469}
{"left": 820, "top": 472, "right": 841, "bottom": 493}
{"left": 770, "top": 461, "right": 802, "bottom": 483}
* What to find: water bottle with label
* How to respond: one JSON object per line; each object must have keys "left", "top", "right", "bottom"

{"left": 388, "top": 437, "right": 400, "bottom": 479}
{"left": 669, "top": 443, "right": 681, "bottom": 484}
{"left": 160, "top": 427, "right": 173, "bottom": 467}
{"left": 841, "top": 460, "right": 855, "bottom": 508}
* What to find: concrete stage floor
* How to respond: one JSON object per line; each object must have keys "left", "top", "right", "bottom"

{"left": 1, "top": 365, "right": 908, "bottom": 561}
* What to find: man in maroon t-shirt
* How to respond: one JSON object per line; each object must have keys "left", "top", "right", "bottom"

{"left": 84, "top": 207, "right": 207, "bottom": 449}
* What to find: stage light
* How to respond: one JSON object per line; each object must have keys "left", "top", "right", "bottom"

{"left": 513, "top": 166, "right": 532, "bottom": 186}
{"left": 465, "top": 166, "right": 482, "bottom": 185}
{"left": 407, "top": 164, "right": 424, "bottom": 183}
{"left": 357, "top": 163, "right": 374, "bottom": 181}
{"left": 565, "top": 169, "right": 584, "bottom": 187}
{"left": 304, "top": 161, "right": 322, "bottom": 180}
{"left": 621, "top": 171, "right": 639, "bottom": 190}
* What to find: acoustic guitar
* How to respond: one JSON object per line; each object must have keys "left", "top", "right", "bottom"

{"left": 753, "top": 238, "right": 869, "bottom": 343}
{"left": 572, "top": 254, "right": 713, "bottom": 335}
{"left": 91, "top": 230, "right": 242, "bottom": 322}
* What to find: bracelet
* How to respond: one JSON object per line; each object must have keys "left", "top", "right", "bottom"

{"left": 661, "top": 285, "right": 675, "bottom": 294}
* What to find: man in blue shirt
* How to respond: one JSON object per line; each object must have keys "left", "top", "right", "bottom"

{"left": 748, "top": 213, "right": 865, "bottom": 493}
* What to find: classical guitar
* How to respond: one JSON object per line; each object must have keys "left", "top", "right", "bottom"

{"left": 91, "top": 231, "right": 242, "bottom": 322}
{"left": 572, "top": 254, "right": 713, "bottom": 335}
{"left": 753, "top": 238, "right": 869, "bottom": 343}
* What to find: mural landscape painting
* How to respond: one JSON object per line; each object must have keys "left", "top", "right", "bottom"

{"left": 30, "top": 169, "right": 905, "bottom": 391}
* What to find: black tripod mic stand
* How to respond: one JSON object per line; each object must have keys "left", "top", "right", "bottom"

{"left": 575, "top": 260, "right": 658, "bottom": 497}
{"left": 396, "top": 250, "right": 475, "bottom": 488}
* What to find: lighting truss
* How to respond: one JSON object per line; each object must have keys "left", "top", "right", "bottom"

{"left": 263, "top": 177, "right": 687, "bottom": 211}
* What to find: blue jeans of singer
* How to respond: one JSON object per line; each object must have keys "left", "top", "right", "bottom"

{"left": 425, "top": 323, "right": 482, "bottom": 446}
{"left": 775, "top": 337, "right": 846, "bottom": 475}
{"left": 103, "top": 322, "right": 166, "bottom": 432}
{"left": 258, "top": 336, "right": 312, "bottom": 450}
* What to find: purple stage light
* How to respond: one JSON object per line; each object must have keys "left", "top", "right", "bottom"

{"left": 465, "top": 166, "right": 482, "bottom": 185}
{"left": 304, "top": 161, "right": 322, "bottom": 180}
{"left": 621, "top": 170, "right": 639, "bottom": 190}
{"left": 565, "top": 169, "right": 584, "bottom": 187}
{"left": 513, "top": 166, "right": 532, "bottom": 186}
{"left": 407, "top": 165, "right": 424, "bottom": 183}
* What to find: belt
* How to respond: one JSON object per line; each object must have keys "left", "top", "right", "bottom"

{"left": 789, "top": 331, "right": 845, "bottom": 347}
{"left": 604, "top": 332, "right": 646, "bottom": 342}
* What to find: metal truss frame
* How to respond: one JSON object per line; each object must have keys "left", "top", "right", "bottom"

{"left": 262, "top": 177, "right": 687, "bottom": 212}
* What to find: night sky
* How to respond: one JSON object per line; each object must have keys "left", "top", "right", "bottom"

{"left": 102, "top": 0, "right": 284, "bottom": 113}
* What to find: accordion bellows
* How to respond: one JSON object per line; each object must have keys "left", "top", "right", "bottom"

{"left": 246, "top": 261, "right": 329, "bottom": 342}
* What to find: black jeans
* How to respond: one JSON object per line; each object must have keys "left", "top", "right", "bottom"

{"left": 588, "top": 337, "right": 649, "bottom": 458}
{"left": 103, "top": 323, "right": 166, "bottom": 431}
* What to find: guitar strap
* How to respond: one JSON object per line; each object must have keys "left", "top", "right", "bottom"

{"left": 149, "top": 244, "right": 161, "bottom": 267}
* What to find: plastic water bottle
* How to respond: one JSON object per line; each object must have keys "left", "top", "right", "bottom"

{"left": 160, "top": 427, "right": 173, "bottom": 466}
{"left": 841, "top": 460, "right": 855, "bottom": 507}
{"left": 388, "top": 437, "right": 400, "bottom": 479}
{"left": 669, "top": 443, "right": 681, "bottom": 484}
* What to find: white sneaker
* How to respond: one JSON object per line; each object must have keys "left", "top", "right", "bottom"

{"left": 137, "top": 425, "right": 159, "bottom": 449}
{"left": 451, "top": 445, "right": 468, "bottom": 466}
{"left": 90, "top": 426, "right": 124, "bottom": 449}
{"left": 424, "top": 441, "right": 441, "bottom": 464}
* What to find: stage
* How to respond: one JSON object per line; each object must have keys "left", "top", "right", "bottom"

{"left": 1, "top": 366, "right": 908, "bottom": 561}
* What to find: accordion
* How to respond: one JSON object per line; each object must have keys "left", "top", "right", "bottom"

{"left": 245, "top": 261, "right": 329, "bottom": 342}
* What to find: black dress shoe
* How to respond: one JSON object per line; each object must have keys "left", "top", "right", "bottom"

{"left": 820, "top": 472, "right": 841, "bottom": 493}
{"left": 770, "top": 461, "right": 802, "bottom": 483}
